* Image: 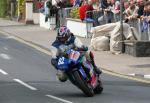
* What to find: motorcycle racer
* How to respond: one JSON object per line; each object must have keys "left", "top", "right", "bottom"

{"left": 51, "top": 26, "right": 102, "bottom": 82}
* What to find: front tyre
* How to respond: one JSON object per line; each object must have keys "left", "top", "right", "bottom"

{"left": 73, "top": 71, "right": 94, "bottom": 97}
{"left": 94, "top": 80, "right": 103, "bottom": 94}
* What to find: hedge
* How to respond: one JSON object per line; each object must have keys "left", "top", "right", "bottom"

{"left": 0, "top": 0, "right": 7, "bottom": 17}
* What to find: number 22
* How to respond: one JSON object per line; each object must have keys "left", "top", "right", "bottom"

{"left": 58, "top": 57, "right": 65, "bottom": 65}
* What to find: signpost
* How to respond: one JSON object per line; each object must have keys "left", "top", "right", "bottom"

{"left": 120, "top": 0, "right": 124, "bottom": 53}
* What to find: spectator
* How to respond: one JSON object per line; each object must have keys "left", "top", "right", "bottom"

{"left": 113, "top": 0, "right": 120, "bottom": 21}
{"left": 147, "top": 1, "right": 150, "bottom": 22}
{"left": 137, "top": 0, "right": 145, "bottom": 18}
{"left": 39, "top": 0, "right": 45, "bottom": 13}
{"left": 92, "top": 0, "right": 100, "bottom": 10}
{"left": 54, "top": 0, "right": 70, "bottom": 29}
{"left": 74, "top": 0, "right": 81, "bottom": 6}
{"left": 101, "top": 0, "right": 108, "bottom": 9}
{"left": 141, "top": 1, "right": 150, "bottom": 21}
{"left": 70, "top": 0, "right": 74, "bottom": 6}
{"left": 98, "top": 0, "right": 114, "bottom": 24}
{"left": 147, "top": 1, "right": 150, "bottom": 17}
{"left": 86, "top": 0, "right": 94, "bottom": 19}
{"left": 37, "top": 1, "right": 44, "bottom": 10}
{"left": 124, "top": 0, "right": 139, "bottom": 22}
{"left": 79, "top": 0, "right": 84, "bottom": 6}
{"left": 104, "top": 0, "right": 114, "bottom": 23}
{"left": 114, "top": 0, "right": 120, "bottom": 14}
{"left": 79, "top": 1, "right": 88, "bottom": 21}
{"left": 92, "top": 0, "right": 104, "bottom": 26}
{"left": 44, "top": 0, "right": 50, "bottom": 22}
{"left": 56, "top": 0, "right": 66, "bottom": 8}
{"left": 124, "top": 1, "right": 129, "bottom": 9}
{"left": 140, "top": 1, "right": 150, "bottom": 32}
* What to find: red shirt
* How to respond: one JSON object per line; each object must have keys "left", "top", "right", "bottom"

{"left": 36, "top": 2, "right": 44, "bottom": 9}
{"left": 79, "top": 5, "right": 88, "bottom": 21}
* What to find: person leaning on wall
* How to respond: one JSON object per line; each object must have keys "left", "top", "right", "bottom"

{"left": 141, "top": 1, "right": 150, "bottom": 22}
{"left": 124, "top": 0, "right": 139, "bottom": 23}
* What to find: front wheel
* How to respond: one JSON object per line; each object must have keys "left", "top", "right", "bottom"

{"left": 73, "top": 71, "right": 94, "bottom": 97}
{"left": 94, "top": 80, "right": 103, "bottom": 94}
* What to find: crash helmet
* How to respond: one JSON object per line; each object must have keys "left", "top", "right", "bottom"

{"left": 57, "top": 26, "right": 71, "bottom": 43}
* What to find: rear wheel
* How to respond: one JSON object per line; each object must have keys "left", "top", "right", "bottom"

{"left": 73, "top": 71, "right": 94, "bottom": 97}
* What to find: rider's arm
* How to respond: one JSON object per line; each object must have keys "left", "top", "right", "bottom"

{"left": 50, "top": 46, "right": 58, "bottom": 58}
{"left": 74, "top": 37, "right": 84, "bottom": 48}
{"left": 74, "top": 37, "right": 88, "bottom": 51}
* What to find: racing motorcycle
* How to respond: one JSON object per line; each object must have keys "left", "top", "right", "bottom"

{"left": 56, "top": 45, "right": 103, "bottom": 97}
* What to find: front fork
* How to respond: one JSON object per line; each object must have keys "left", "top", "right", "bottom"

{"left": 66, "top": 66, "right": 88, "bottom": 85}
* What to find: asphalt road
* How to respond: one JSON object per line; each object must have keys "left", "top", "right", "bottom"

{"left": 0, "top": 33, "right": 150, "bottom": 103}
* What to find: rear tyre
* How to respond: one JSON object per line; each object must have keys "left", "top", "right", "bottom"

{"left": 73, "top": 71, "right": 94, "bottom": 97}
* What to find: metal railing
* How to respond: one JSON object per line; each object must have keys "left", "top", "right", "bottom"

{"left": 128, "top": 19, "right": 150, "bottom": 41}
{"left": 84, "top": 10, "right": 150, "bottom": 40}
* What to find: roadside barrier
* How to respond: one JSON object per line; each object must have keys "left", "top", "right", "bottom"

{"left": 148, "top": 24, "right": 150, "bottom": 41}
{"left": 130, "top": 19, "right": 150, "bottom": 41}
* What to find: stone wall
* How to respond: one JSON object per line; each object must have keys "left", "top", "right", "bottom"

{"left": 125, "top": 41, "right": 150, "bottom": 57}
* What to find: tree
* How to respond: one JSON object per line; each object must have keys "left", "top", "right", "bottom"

{"left": 0, "top": 0, "right": 7, "bottom": 17}
{"left": 18, "top": 0, "right": 25, "bottom": 15}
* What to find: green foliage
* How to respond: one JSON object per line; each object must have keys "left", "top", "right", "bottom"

{"left": 70, "top": 7, "right": 80, "bottom": 19}
{"left": 0, "top": 0, "right": 7, "bottom": 17}
{"left": 18, "top": 0, "right": 25, "bottom": 15}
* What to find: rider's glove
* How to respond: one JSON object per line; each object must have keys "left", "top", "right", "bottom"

{"left": 81, "top": 45, "right": 88, "bottom": 51}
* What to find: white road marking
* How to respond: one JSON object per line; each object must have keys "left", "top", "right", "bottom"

{"left": 13, "top": 79, "right": 37, "bottom": 91}
{"left": 46, "top": 95, "right": 73, "bottom": 103}
{"left": 6, "top": 36, "right": 15, "bottom": 39}
{"left": 144, "top": 75, "right": 150, "bottom": 79}
{"left": 103, "top": 70, "right": 150, "bottom": 84}
{"left": 128, "top": 73, "right": 135, "bottom": 76}
{"left": 4, "top": 47, "right": 8, "bottom": 50}
{"left": 0, "top": 69, "right": 8, "bottom": 75}
{"left": 0, "top": 53, "right": 11, "bottom": 60}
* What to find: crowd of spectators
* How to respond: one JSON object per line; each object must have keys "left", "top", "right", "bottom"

{"left": 38, "top": 0, "right": 150, "bottom": 28}
{"left": 123, "top": 0, "right": 150, "bottom": 23}
{"left": 78, "top": 0, "right": 150, "bottom": 25}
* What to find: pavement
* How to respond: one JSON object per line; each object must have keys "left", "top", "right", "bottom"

{"left": 0, "top": 18, "right": 150, "bottom": 81}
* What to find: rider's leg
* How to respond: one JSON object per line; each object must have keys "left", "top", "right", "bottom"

{"left": 85, "top": 52, "right": 102, "bottom": 74}
{"left": 56, "top": 70, "right": 68, "bottom": 82}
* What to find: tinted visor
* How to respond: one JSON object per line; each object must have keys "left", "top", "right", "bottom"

{"left": 57, "top": 36, "right": 68, "bottom": 43}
